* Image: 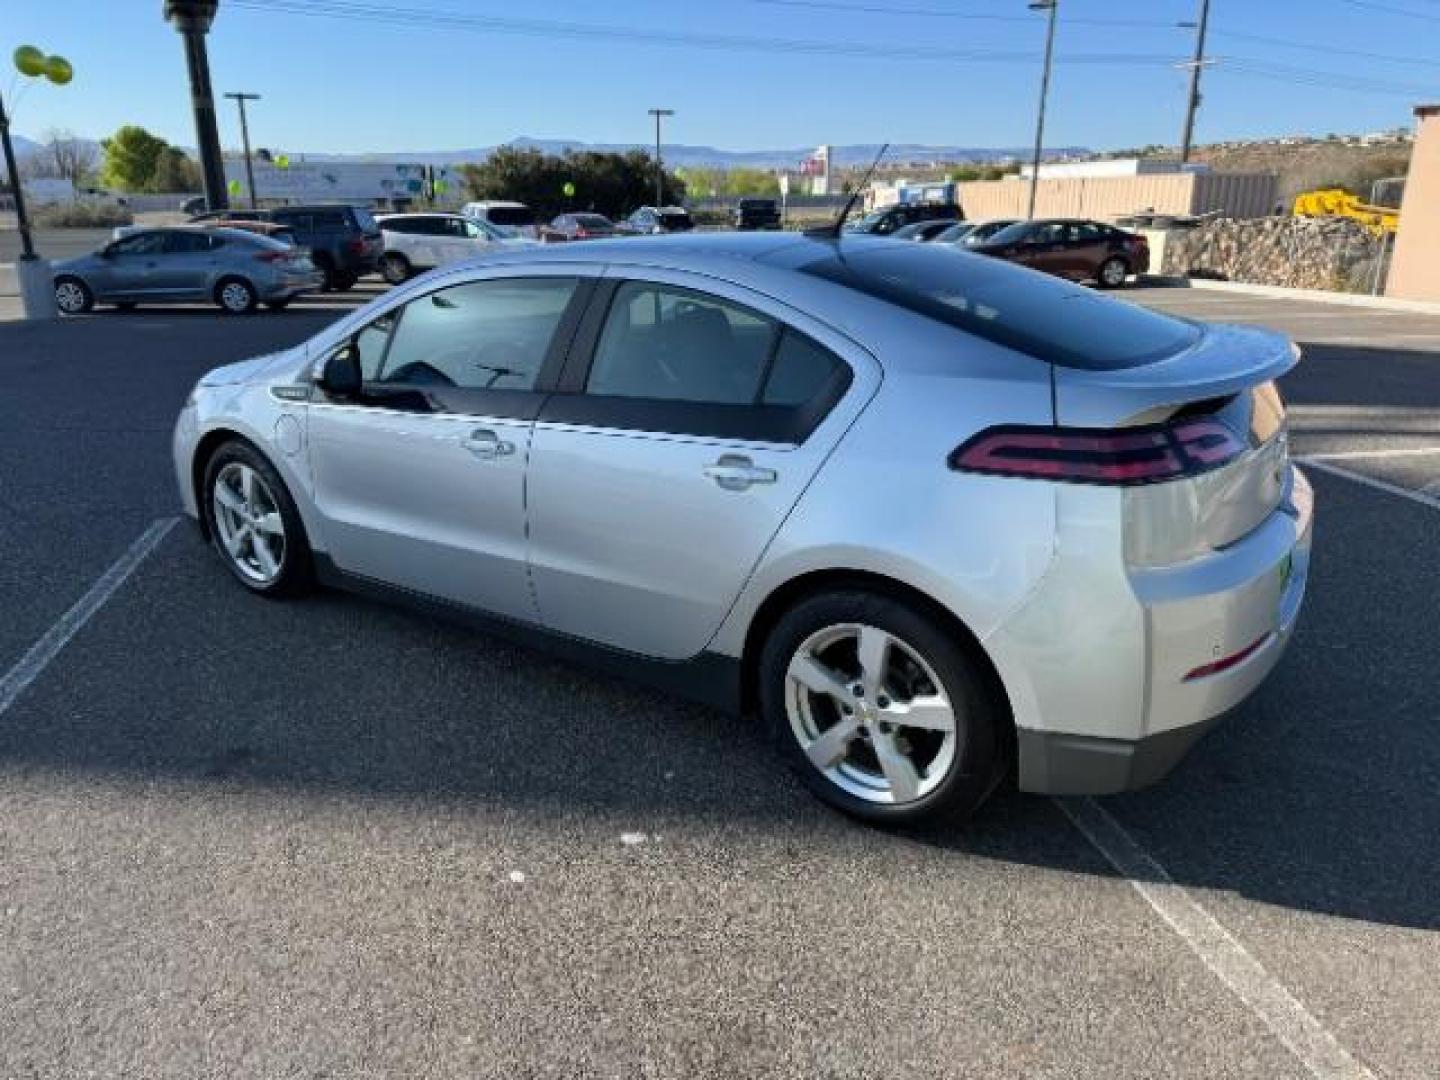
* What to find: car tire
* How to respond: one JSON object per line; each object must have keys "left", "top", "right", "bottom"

{"left": 264, "top": 298, "right": 292, "bottom": 311}
{"left": 758, "top": 589, "right": 1007, "bottom": 828}
{"left": 380, "top": 253, "right": 412, "bottom": 285}
{"left": 202, "top": 440, "right": 315, "bottom": 598}
{"left": 1097, "top": 257, "right": 1129, "bottom": 289}
{"left": 215, "top": 277, "right": 258, "bottom": 314}
{"left": 330, "top": 272, "right": 358, "bottom": 292}
{"left": 312, "top": 253, "right": 338, "bottom": 291}
{"left": 54, "top": 276, "right": 93, "bottom": 315}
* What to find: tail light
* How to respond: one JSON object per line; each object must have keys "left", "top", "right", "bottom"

{"left": 950, "top": 418, "right": 1246, "bottom": 486}
{"left": 254, "top": 251, "right": 288, "bottom": 264}
{"left": 575, "top": 228, "right": 589, "bottom": 238}
{"left": 346, "top": 237, "right": 366, "bottom": 254}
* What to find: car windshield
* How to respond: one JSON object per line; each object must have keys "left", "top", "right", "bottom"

{"left": 487, "top": 206, "right": 534, "bottom": 227}
{"left": 573, "top": 214, "right": 613, "bottom": 229}
{"left": 847, "top": 210, "right": 886, "bottom": 231}
{"left": 794, "top": 244, "right": 1200, "bottom": 370}
{"left": 936, "top": 223, "right": 974, "bottom": 242}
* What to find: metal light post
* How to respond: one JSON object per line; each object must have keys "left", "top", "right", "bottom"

{"left": 1178, "top": 0, "right": 1212, "bottom": 164}
{"left": 1027, "top": 0, "right": 1058, "bottom": 221}
{"left": 225, "top": 91, "right": 261, "bottom": 208}
{"left": 164, "top": 1, "right": 228, "bottom": 212}
{"left": 648, "top": 108, "right": 674, "bottom": 208}
{"left": 4, "top": 45, "right": 74, "bottom": 320}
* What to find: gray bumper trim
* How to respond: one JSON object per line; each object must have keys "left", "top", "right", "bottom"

{"left": 1016, "top": 716, "right": 1221, "bottom": 795}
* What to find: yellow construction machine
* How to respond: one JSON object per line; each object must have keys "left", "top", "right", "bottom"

{"left": 1292, "top": 188, "right": 1399, "bottom": 234}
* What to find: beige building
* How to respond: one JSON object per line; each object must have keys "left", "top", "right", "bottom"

{"left": 957, "top": 171, "right": 1278, "bottom": 223}
{"left": 1387, "top": 104, "right": 1440, "bottom": 302}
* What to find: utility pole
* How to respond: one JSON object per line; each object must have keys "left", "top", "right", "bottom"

{"left": 225, "top": 92, "right": 261, "bottom": 208}
{"left": 164, "top": 1, "right": 228, "bottom": 211}
{"left": 649, "top": 108, "right": 674, "bottom": 207}
{"left": 1179, "top": 0, "right": 1212, "bottom": 164}
{"left": 1027, "top": 0, "right": 1058, "bottom": 220}
{"left": 0, "top": 95, "right": 36, "bottom": 261}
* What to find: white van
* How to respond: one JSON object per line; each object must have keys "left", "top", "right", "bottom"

{"left": 460, "top": 200, "right": 539, "bottom": 239}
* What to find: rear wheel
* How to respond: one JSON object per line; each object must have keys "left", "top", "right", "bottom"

{"left": 54, "top": 276, "right": 93, "bottom": 315}
{"left": 330, "top": 271, "right": 358, "bottom": 292}
{"left": 759, "top": 590, "right": 1006, "bottom": 828}
{"left": 380, "top": 252, "right": 412, "bottom": 285}
{"left": 1097, "top": 256, "right": 1129, "bottom": 289}
{"left": 202, "top": 440, "right": 314, "bottom": 597}
{"left": 215, "top": 277, "right": 258, "bottom": 314}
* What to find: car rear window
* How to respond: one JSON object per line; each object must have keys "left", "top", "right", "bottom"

{"left": 794, "top": 244, "right": 1199, "bottom": 370}
{"left": 487, "top": 206, "right": 534, "bottom": 227}
{"left": 573, "top": 214, "right": 613, "bottom": 228}
{"left": 352, "top": 207, "right": 379, "bottom": 233}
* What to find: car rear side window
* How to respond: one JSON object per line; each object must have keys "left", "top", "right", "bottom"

{"left": 587, "top": 282, "right": 774, "bottom": 405}
{"left": 763, "top": 331, "right": 845, "bottom": 407}
{"left": 795, "top": 245, "right": 1199, "bottom": 370}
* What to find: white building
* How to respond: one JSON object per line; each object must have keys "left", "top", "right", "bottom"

{"left": 1017, "top": 158, "right": 1210, "bottom": 181}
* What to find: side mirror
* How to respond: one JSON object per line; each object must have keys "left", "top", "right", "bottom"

{"left": 318, "top": 344, "right": 362, "bottom": 398}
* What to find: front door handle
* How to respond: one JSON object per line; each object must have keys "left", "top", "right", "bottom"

{"left": 460, "top": 428, "right": 515, "bottom": 460}
{"left": 704, "top": 454, "right": 776, "bottom": 491}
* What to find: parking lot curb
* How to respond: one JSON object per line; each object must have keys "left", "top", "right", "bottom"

{"left": 1138, "top": 275, "right": 1440, "bottom": 316}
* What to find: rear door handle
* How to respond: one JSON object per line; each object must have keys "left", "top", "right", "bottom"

{"left": 704, "top": 454, "right": 776, "bottom": 491}
{"left": 460, "top": 428, "right": 515, "bottom": 459}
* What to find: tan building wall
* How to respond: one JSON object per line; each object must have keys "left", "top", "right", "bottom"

{"left": 956, "top": 172, "right": 1277, "bottom": 222}
{"left": 1387, "top": 104, "right": 1440, "bottom": 301}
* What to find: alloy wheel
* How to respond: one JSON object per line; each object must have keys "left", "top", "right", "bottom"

{"left": 55, "top": 281, "right": 88, "bottom": 314}
{"left": 212, "top": 462, "right": 286, "bottom": 584}
{"left": 1101, "top": 259, "right": 1127, "bottom": 287}
{"left": 785, "top": 623, "right": 959, "bottom": 805}
{"left": 220, "top": 281, "right": 255, "bottom": 313}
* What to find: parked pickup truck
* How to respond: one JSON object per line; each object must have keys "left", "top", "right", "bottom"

{"left": 733, "top": 197, "right": 783, "bottom": 231}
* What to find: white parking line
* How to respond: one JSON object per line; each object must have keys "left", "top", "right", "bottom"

{"left": 0, "top": 517, "right": 177, "bottom": 717}
{"left": 1299, "top": 458, "right": 1440, "bottom": 512}
{"left": 1056, "top": 797, "right": 1375, "bottom": 1080}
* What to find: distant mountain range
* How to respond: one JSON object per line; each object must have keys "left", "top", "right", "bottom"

{"left": 13, "top": 133, "right": 1085, "bottom": 170}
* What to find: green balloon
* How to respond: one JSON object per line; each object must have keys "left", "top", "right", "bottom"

{"left": 13, "top": 45, "right": 46, "bottom": 78}
{"left": 562, "top": 181, "right": 576, "bottom": 197}
{"left": 44, "top": 55, "right": 73, "bottom": 85}
{"left": 434, "top": 179, "right": 448, "bottom": 193}
{"left": 275, "top": 154, "right": 291, "bottom": 169}
{"left": 228, "top": 179, "right": 242, "bottom": 196}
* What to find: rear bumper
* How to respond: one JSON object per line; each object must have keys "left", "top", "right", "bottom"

{"left": 1002, "top": 467, "right": 1314, "bottom": 795}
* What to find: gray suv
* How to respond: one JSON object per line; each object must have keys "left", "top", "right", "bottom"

{"left": 267, "top": 205, "right": 383, "bottom": 291}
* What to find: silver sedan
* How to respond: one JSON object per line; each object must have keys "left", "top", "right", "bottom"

{"left": 53, "top": 226, "right": 323, "bottom": 315}
{"left": 172, "top": 234, "right": 1313, "bottom": 827}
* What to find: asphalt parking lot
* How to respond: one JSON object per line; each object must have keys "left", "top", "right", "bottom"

{"left": 1, "top": 277, "right": 1437, "bottom": 1077}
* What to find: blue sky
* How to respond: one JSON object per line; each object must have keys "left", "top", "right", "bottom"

{"left": 5, "top": 0, "right": 1437, "bottom": 155}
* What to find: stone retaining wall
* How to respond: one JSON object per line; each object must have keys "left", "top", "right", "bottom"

{"left": 1161, "top": 216, "right": 1384, "bottom": 293}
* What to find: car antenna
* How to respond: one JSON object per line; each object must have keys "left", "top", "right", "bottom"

{"left": 807, "top": 143, "right": 889, "bottom": 239}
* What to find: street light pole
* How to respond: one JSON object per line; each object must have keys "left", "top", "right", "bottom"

{"left": 648, "top": 108, "right": 674, "bottom": 207}
{"left": 1027, "top": 0, "right": 1058, "bottom": 221}
{"left": 164, "top": 1, "right": 228, "bottom": 212}
{"left": 225, "top": 91, "right": 261, "bottom": 209}
{"left": 1179, "top": 0, "right": 1212, "bottom": 164}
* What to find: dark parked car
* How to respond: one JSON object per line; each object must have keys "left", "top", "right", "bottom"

{"left": 542, "top": 212, "right": 618, "bottom": 242}
{"left": 845, "top": 201, "right": 963, "bottom": 236}
{"left": 188, "top": 208, "right": 270, "bottom": 224}
{"left": 890, "top": 219, "right": 961, "bottom": 242}
{"left": 733, "top": 197, "right": 782, "bottom": 231}
{"left": 619, "top": 206, "right": 695, "bottom": 235}
{"left": 266, "top": 204, "right": 383, "bottom": 291}
{"left": 969, "top": 218, "right": 1150, "bottom": 288}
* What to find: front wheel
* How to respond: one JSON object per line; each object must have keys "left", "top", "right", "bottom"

{"left": 759, "top": 590, "right": 1006, "bottom": 828}
{"left": 202, "top": 440, "right": 314, "bottom": 597}
{"left": 379, "top": 252, "right": 412, "bottom": 285}
{"left": 1097, "top": 256, "right": 1129, "bottom": 289}
{"left": 54, "top": 276, "right": 94, "bottom": 315}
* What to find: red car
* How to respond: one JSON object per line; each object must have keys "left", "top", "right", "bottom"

{"left": 969, "top": 218, "right": 1150, "bottom": 288}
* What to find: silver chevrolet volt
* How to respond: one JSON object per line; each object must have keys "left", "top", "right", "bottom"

{"left": 173, "top": 234, "right": 1312, "bottom": 826}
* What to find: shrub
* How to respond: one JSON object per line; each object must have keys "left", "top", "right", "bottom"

{"left": 32, "top": 201, "right": 134, "bottom": 228}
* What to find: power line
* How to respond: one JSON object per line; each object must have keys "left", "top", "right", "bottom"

{"left": 749, "top": 0, "right": 1177, "bottom": 28}
{"left": 1335, "top": 0, "right": 1440, "bottom": 18}
{"left": 1209, "top": 27, "right": 1439, "bottom": 67}
{"left": 227, "top": 0, "right": 1182, "bottom": 65}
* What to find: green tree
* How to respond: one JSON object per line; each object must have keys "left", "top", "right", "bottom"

{"left": 459, "top": 147, "right": 686, "bottom": 220}
{"left": 149, "top": 146, "right": 202, "bottom": 193}
{"left": 99, "top": 125, "right": 169, "bottom": 192}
